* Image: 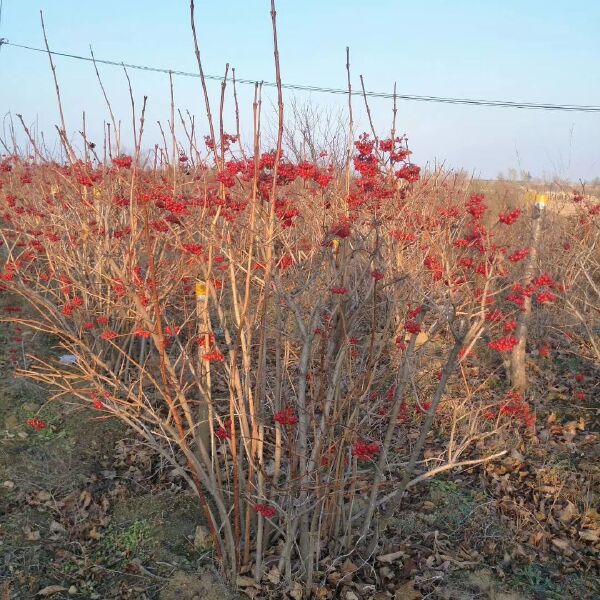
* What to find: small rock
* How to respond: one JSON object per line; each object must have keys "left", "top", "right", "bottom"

{"left": 68, "top": 586, "right": 78, "bottom": 595}
{"left": 2, "top": 480, "right": 15, "bottom": 490}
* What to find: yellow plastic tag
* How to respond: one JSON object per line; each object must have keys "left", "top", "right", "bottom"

{"left": 195, "top": 281, "right": 207, "bottom": 301}
{"left": 332, "top": 239, "right": 340, "bottom": 253}
{"left": 526, "top": 191, "right": 548, "bottom": 207}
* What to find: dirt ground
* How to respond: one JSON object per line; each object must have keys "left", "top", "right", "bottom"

{"left": 1, "top": 294, "right": 599, "bottom": 599}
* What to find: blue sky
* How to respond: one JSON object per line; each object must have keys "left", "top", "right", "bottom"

{"left": 1, "top": 1, "right": 599, "bottom": 180}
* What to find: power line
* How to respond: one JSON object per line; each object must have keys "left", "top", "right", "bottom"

{"left": 2, "top": 38, "right": 600, "bottom": 113}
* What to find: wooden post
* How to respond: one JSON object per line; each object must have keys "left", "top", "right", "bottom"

{"left": 196, "top": 280, "right": 211, "bottom": 451}
{"left": 509, "top": 192, "right": 547, "bottom": 393}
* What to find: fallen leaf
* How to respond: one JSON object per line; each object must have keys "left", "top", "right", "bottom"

{"left": 341, "top": 558, "right": 358, "bottom": 577}
{"left": 289, "top": 582, "right": 304, "bottom": 600}
{"left": 236, "top": 576, "right": 257, "bottom": 588}
{"left": 23, "top": 526, "right": 41, "bottom": 541}
{"left": 49, "top": 521, "right": 66, "bottom": 535}
{"left": 37, "top": 490, "right": 52, "bottom": 502}
{"left": 558, "top": 502, "right": 577, "bottom": 523}
{"left": 78, "top": 490, "right": 92, "bottom": 510}
{"left": 584, "top": 508, "right": 600, "bottom": 523}
{"left": 36, "top": 586, "right": 67, "bottom": 597}
{"left": 193, "top": 525, "right": 212, "bottom": 549}
{"left": 394, "top": 580, "right": 422, "bottom": 599}
{"left": 127, "top": 558, "right": 155, "bottom": 577}
{"left": 87, "top": 527, "right": 102, "bottom": 541}
{"left": 266, "top": 566, "right": 281, "bottom": 585}
{"left": 327, "top": 572, "right": 342, "bottom": 585}
{"left": 551, "top": 538, "right": 572, "bottom": 553}
{"left": 578, "top": 529, "right": 599, "bottom": 543}
{"left": 376, "top": 549, "right": 406, "bottom": 564}
{"left": 530, "top": 531, "right": 544, "bottom": 546}
{"left": 414, "top": 332, "right": 429, "bottom": 348}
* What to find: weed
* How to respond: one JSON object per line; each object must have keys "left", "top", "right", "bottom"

{"left": 94, "top": 520, "right": 152, "bottom": 560}
{"left": 508, "top": 563, "right": 599, "bottom": 600}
